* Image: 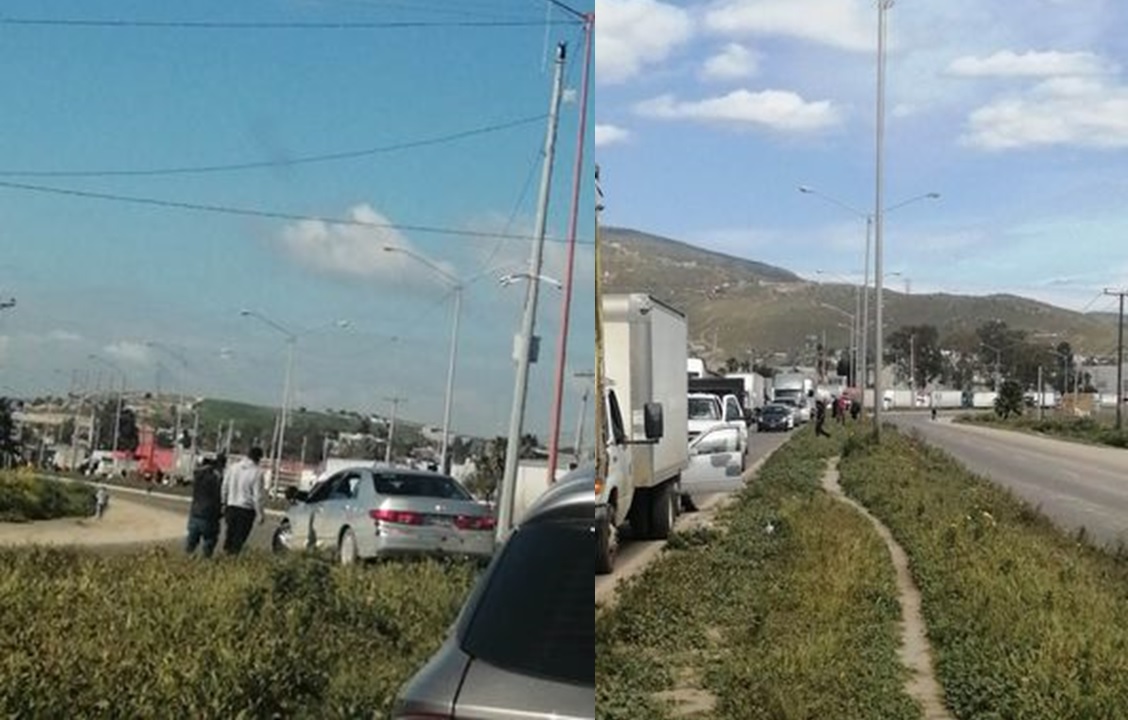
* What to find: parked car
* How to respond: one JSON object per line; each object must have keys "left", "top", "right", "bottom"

{"left": 392, "top": 467, "right": 593, "bottom": 720}
{"left": 757, "top": 403, "right": 795, "bottom": 432}
{"left": 774, "top": 397, "right": 810, "bottom": 424}
{"left": 273, "top": 467, "right": 495, "bottom": 564}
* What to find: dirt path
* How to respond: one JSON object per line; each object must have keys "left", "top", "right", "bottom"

{"left": 0, "top": 494, "right": 188, "bottom": 548}
{"left": 821, "top": 458, "right": 954, "bottom": 720}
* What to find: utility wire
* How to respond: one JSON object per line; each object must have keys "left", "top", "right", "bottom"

{"left": 543, "top": 0, "right": 589, "bottom": 20}
{"left": 0, "top": 115, "right": 546, "bottom": 179}
{"left": 0, "top": 179, "right": 593, "bottom": 245}
{"left": 0, "top": 17, "right": 581, "bottom": 29}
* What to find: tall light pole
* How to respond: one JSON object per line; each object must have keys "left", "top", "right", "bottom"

{"left": 872, "top": 0, "right": 896, "bottom": 438}
{"left": 816, "top": 270, "right": 861, "bottom": 386}
{"left": 383, "top": 246, "right": 464, "bottom": 475}
{"left": 240, "top": 313, "right": 349, "bottom": 489}
{"left": 799, "top": 186, "right": 937, "bottom": 411}
{"left": 499, "top": 41, "right": 567, "bottom": 544}
{"left": 818, "top": 301, "right": 857, "bottom": 386}
{"left": 383, "top": 395, "right": 406, "bottom": 465}
{"left": 980, "top": 342, "right": 1002, "bottom": 390}
{"left": 240, "top": 310, "right": 296, "bottom": 491}
{"left": 87, "top": 354, "right": 125, "bottom": 455}
{"left": 146, "top": 341, "right": 189, "bottom": 476}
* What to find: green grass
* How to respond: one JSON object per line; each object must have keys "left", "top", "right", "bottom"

{"left": 0, "top": 472, "right": 96, "bottom": 522}
{"left": 0, "top": 547, "right": 478, "bottom": 718}
{"left": 957, "top": 411, "right": 1128, "bottom": 449}
{"left": 838, "top": 426, "right": 1128, "bottom": 718}
{"left": 596, "top": 426, "right": 921, "bottom": 720}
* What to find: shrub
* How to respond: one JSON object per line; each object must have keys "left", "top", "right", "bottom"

{"left": 0, "top": 472, "right": 96, "bottom": 522}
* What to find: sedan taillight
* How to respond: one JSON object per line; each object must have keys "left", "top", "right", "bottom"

{"left": 454, "top": 515, "right": 496, "bottom": 531}
{"left": 370, "top": 509, "right": 425, "bottom": 525}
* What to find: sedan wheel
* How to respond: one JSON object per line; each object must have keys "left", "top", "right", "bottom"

{"left": 339, "top": 528, "right": 358, "bottom": 566}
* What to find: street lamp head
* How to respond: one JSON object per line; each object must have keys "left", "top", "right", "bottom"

{"left": 383, "top": 245, "right": 399, "bottom": 253}
{"left": 926, "top": 192, "right": 941, "bottom": 199}
{"left": 239, "top": 309, "right": 253, "bottom": 317}
{"left": 798, "top": 185, "right": 813, "bottom": 194}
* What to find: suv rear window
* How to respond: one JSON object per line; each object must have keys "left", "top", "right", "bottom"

{"left": 460, "top": 518, "right": 592, "bottom": 685}
{"left": 372, "top": 473, "right": 471, "bottom": 501}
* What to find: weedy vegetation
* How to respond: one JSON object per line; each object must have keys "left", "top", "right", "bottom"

{"left": 0, "top": 546, "right": 478, "bottom": 718}
{"left": 596, "top": 427, "right": 921, "bottom": 720}
{"left": 839, "top": 426, "right": 1128, "bottom": 718}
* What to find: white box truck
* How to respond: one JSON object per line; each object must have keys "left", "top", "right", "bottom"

{"left": 597, "top": 293, "right": 689, "bottom": 574}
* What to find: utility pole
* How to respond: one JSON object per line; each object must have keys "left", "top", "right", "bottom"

{"left": 909, "top": 333, "right": 915, "bottom": 396}
{"left": 383, "top": 395, "right": 406, "bottom": 465}
{"left": 1038, "top": 365, "right": 1044, "bottom": 421}
{"left": 860, "top": 215, "right": 873, "bottom": 413}
{"left": 546, "top": 11, "right": 593, "bottom": 483}
{"left": 1106, "top": 288, "right": 1126, "bottom": 430}
{"left": 499, "top": 41, "right": 567, "bottom": 544}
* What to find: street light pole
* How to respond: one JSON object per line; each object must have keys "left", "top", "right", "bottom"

{"left": 439, "top": 286, "right": 463, "bottom": 474}
{"left": 499, "top": 41, "right": 567, "bottom": 544}
{"left": 873, "top": 0, "right": 893, "bottom": 440}
{"left": 383, "top": 246, "right": 465, "bottom": 475}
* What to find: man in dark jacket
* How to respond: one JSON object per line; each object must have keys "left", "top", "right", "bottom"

{"left": 186, "top": 454, "right": 226, "bottom": 558}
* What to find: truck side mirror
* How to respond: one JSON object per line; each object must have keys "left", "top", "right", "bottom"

{"left": 644, "top": 402, "right": 664, "bottom": 440}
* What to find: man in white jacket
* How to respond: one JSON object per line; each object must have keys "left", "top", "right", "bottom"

{"left": 221, "top": 446, "right": 265, "bottom": 555}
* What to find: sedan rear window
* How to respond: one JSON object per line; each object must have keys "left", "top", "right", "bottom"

{"left": 372, "top": 473, "right": 472, "bottom": 501}
{"left": 460, "top": 519, "right": 592, "bottom": 686}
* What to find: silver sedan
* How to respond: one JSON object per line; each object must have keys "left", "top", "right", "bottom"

{"left": 273, "top": 466, "right": 496, "bottom": 564}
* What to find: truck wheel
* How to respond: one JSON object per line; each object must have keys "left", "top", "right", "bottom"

{"left": 647, "top": 482, "right": 675, "bottom": 540}
{"left": 596, "top": 509, "right": 617, "bottom": 575}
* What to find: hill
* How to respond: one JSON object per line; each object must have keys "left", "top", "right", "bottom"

{"left": 601, "top": 226, "right": 1119, "bottom": 368}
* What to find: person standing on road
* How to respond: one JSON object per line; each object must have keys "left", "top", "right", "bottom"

{"left": 221, "top": 447, "right": 265, "bottom": 555}
{"left": 815, "top": 396, "right": 831, "bottom": 438}
{"left": 186, "top": 454, "right": 225, "bottom": 558}
{"left": 94, "top": 486, "right": 109, "bottom": 519}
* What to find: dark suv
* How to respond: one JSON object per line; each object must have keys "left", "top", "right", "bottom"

{"left": 391, "top": 468, "right": 594, "bottom": 720}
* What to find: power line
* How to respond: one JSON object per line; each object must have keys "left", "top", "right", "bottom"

{"left": 0, "top": 179, "right": 593, "bottom": 245}
{"left": 0, "top": 115, "right": 546, "bottom": 179}
{"left": 542, "top": 0, "right": 589, "bottom": 20}
{"left": 0, "top": 17, "right": 581, "bottom": 30}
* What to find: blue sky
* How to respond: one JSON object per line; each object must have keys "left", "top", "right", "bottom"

{"left": 0, "top": 0, "right": 595, "bottom": 441}
{"left": 596, "top": 0, "right": 1128, "bottom": 315}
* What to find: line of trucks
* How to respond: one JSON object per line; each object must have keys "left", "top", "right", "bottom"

{"left": 596, "top": 293, "right": 753, "bottom": 574}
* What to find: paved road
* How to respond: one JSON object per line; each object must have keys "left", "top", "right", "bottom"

{"left": 595, "top": 427, "right": 793, "bottom": 606}
{"left": 96, "top": 486, "right": 285, "bottom": 554}
{"left": 890, "top": 412, "right": 1128, "bottom": 548}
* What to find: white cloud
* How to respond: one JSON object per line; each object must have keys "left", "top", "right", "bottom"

{"left": 963, "top": 77, "right": 1128, "bottom": 150}
{"left": 634, "top": 89, "right": 842, "bottom": 132}
{"left": 279, "top": 203, "right": 453, "bottom": 283}
{"left": 704, "top": 0, "right": 872, "bottom": 52}
{"left": 47, "top": 330, "right": 82, "bottom": 343}
{"left": 947, "top": 50, "right": 1117, "bottom": 78}
{"left": 595, "top": 124, "right": 631, "bottom": 147}
{"left": 701, "top": 43, "right": 760, "bottom": 81}
{"left": 104, "top": 341, "right": 151, "bottom": 365}
{"left": 597, "top": 0, "right": 694, "bottom": 85}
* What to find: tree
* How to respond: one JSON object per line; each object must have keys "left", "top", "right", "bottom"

{"left": 356, "top": 416, "right": 372, "bottom": 435}
{"left": 886, "top": 325, "right": 943, "bottom": 389}
{"left": 836, "top": 354, "right": 852, "bottom": 381}
{"left": 0, "top": 398, "right": 19, "bottom": 466}
{"left": 59, "top": 417, "right": 75, "bottom": 445}
{"left": 468, "top": 436, "right": 507, "bottom": 500}
{"left": 994, "top": 379, "right": 1025, "bottom": 419}
{"left": 93, "top": 400, "right": 139, "bottom": 452}
{"left": 724, "top": 357, "right": 739, "bottom": 373}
